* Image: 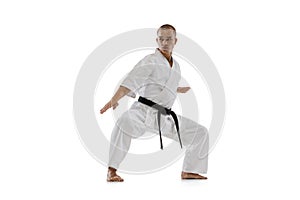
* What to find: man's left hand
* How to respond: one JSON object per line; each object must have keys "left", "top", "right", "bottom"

{"left": 177, "top": 87, "right": 191, "bottom": 93}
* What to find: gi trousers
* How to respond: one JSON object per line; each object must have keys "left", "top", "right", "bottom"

{"left": 108, "top": 101, "right": 209, "bottom": 174}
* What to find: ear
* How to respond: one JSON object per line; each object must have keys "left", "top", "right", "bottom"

{"left": 175, "top": 37, "right": 178, "bottom": 45}
{"left": 156, "top": 37, "right": 159, "bottom": 44}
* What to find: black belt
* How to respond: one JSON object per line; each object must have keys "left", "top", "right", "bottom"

{"left": 138, "top": 96, "right": 182, "bottom": 150}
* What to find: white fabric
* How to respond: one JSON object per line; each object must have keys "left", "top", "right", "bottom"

{"left": 108, "top": 49, "right": 208, "bottom": 174}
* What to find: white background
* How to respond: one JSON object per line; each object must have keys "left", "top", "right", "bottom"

{"left": 1, "top": 0, "right": 299, "bottom": 199}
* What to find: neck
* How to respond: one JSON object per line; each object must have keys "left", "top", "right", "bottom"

{"left": 158, "top": 48, "right": 173, "bottom": 67}
{"left": 158, "top": 49, "right": 172, "bottom": 61}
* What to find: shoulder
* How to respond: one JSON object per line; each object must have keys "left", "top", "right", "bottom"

{"left": 134, "top": 53, "right": 159, "bottom": 68}
{"left": 140, "top": 53, "right": 158, "bottom": 63}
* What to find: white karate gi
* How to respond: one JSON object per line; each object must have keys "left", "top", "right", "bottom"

{"left": 108, "top": 49, "right": 208, "bottom": 174}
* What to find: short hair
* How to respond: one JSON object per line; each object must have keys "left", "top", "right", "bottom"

{"left": 157, "top": 24, "right": 176, "bottom": 36}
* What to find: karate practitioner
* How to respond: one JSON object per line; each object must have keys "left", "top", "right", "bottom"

{"left": 100, "top": 24, "right": 209, "bottom": 182}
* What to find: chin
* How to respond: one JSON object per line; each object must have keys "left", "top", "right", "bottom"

{"left": 162, "top": 49, "right": 171, "bottom": 53}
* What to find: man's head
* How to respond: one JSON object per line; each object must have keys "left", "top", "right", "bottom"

{"left": 156, "top": 24, "right": 177, "bottom": 54}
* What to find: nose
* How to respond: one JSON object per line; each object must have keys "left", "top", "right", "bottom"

{"left": 162, "top": 40, "right": 168, "bottom": 46}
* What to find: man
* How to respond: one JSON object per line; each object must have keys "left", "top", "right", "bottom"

{"left": 100, "top": 24, "right": 209, "bottom": 182}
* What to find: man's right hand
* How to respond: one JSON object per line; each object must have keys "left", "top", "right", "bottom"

{"left": 100, "top": 101, "right": 119, "bottom": 114}
{"left": 100, "top": 86, "right": 130, "bottom": 114}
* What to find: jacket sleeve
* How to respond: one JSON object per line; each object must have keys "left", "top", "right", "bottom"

{"left": 120, "top": 56, "right": 154, "bottom": 98}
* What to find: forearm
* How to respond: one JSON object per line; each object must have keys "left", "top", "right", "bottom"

{"left": 100, "top": 86, "right": 131, "bottom": 114}
{"left": 110, "top": 86, "right": 131, "bottom": 103}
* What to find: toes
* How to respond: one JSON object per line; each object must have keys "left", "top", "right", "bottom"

{"left": 181, "top": 172, "right": 207, "bottom": 180}
{"left": 107, "top": 175, "right": 124, "bottom": 182}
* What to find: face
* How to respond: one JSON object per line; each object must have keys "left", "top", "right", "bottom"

{"left": 156, "top": 28, "right": 177, "bottom": 54}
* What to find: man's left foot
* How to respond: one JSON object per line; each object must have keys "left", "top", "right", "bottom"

{"left": 181, "top": 172, "right": 207, "bottom": 179}
{"left": 107, "top": 167, "right": 124, "bottom": 182}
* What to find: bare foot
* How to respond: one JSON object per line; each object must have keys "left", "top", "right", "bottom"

{"left": 107, "top": 167, "right": 124, "bottom": 182}
{"left": 181, "top": 172, "right": 207, "bottom": 180}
